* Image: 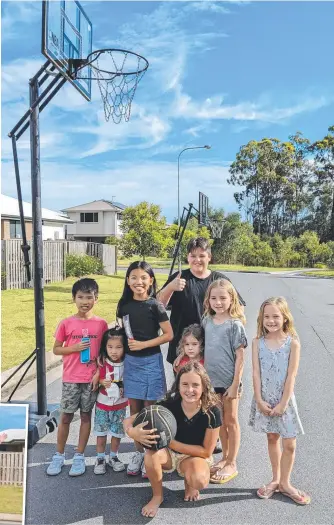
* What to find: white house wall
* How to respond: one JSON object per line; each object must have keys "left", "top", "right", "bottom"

{"left": 65, "top": 211, "right": 120, "bottom": 237}
{"left": 42, "top": 222, "right": 65, "bottom": 240}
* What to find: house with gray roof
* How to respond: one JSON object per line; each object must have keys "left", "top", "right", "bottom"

{"left": 62, "top": 199, "right": 126, "bottom": 242}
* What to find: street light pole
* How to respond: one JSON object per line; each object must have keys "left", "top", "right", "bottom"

{"left": 177, "top": 145, "right": 211, "bottom": 271}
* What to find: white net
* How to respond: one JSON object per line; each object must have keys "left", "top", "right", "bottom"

{"left": 208, "top": 220, "right": 225, "bottom": 239}
{"left": 88, "top": 49, "right": 148, "bottom": 123}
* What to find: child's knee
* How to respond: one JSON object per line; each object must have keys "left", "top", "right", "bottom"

{"left": 80, "top": 411, "right": 92, "bottom": 423}
{"left": 186, "top": 470, "right": 209, "bottom": 490}
{"left": 61, "top": 412, "right": 74, "bottom": 425}
{"left": 224, "top": 414, "right": 239, "bottom": 428}
{"left": 267, "top": 432, "right": 280, "bottom": 444}
{"left": 283, "top": 438, "right": 296, "bottom": 454}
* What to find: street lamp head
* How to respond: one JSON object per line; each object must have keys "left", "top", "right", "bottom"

{"left": 204, "top": 145, "right": 211, "bottom": 149}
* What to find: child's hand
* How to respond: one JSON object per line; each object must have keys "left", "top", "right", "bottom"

{"left": 128, "top": 421, "right": 160, "bottom": 447}
{"left": 100, "top": 378, "right": 112, "bottom": 388}
{"left": 257, "top": 399, "right": 272, "bottom": 416}
{"left": 171, "top": 273, "right": 186, "bottom": 292}
{"left": 269, "top": 403, "right": 286, "bottom": 417}
{"left": 128, "top": 339, "right": 144, "bottom": 351}
{"left": 173, "top": 354, "right": 183, "bottom": 372}
{"left": 90, "top": 373, "right": 100, "bottom": 392}
{"left": 72, "top": 341, "right": 90, "bottom": 353}
{"left": 119, "top": 388, "right": 124, "bottom": 398}
{"left": 224, "top": 385, "right": 239, "bottom": 399}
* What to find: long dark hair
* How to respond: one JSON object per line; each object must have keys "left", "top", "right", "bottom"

{"left": 164, "top": 362, "right": 220, "bottom": 413}
{"left": 98, "top": 326, "right": 126, "bottom": 367}
{"left": 116, "top": 261, "right": 157, "bottom": 318}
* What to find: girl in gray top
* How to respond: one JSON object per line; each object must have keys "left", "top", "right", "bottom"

{"left": 202, "top": 279, "right": 247, "bottom": 485}
{"left": 249, "top": 297, "right": 310, "bottom": 505}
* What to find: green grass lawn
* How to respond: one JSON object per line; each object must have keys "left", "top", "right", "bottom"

{"left": 301, "top": 269, "right": 334, "bottom": 277}
{"left": 0, "top": 485, "right": 23, "bottom": 514}
{"left": 1, "top": 273, "right": 168, "bottom": 371}
{"left": 118, "top": 256, "right": 304, "bottom": 273}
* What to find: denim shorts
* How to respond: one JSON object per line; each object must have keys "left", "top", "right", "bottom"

{"left": 94, "top": 407, "right": 127, "bottom": 438}
{"left": 124, "top": 353, "right": 166, "bottom": 401}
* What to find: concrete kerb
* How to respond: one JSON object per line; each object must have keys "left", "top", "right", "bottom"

{"left": 0, "top": 514, "right": 22, "bottom": 523}
{"left": 1, "top": 350, "right": 62, "bottom": 401}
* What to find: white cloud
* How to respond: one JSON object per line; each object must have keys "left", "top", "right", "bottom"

{"left": 1, "top": 2, "right": 40, "bottom": 41}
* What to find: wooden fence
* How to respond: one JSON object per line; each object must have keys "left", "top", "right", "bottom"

{"left": 0, "top": 452, "right": 24, "bottom": 486}
{"left": 1, "top": 240, "right": 117, "bottom": 290}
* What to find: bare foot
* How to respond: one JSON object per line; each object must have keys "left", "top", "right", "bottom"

{"left": 141, "top": 496, "right": 164, "bottom": 518}
{"left": 184, "top": 480, "right": 200, "bottom": 502}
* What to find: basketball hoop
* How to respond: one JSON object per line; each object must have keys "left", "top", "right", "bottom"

{"left": 69, "top": 49, "right": 149, "bottom": 124}
{"left": 208, "top": 219, "right": 225, "bottom": 239}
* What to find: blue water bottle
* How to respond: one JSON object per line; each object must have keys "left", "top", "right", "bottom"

{"left": 80, "top": 329, "right": 91, "bottom": 364}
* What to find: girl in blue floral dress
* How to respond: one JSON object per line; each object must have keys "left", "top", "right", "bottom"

{"left": 249, "top": 297, "right": 310, "bottom": 505}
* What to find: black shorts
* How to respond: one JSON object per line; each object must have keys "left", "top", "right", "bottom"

{"left": 214, "top": 387, "right": 226, "bottom": 394}
{"left": 214, "top": 382, "right": 243, "bottom": 395}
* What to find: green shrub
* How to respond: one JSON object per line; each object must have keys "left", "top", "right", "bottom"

{"left": 314, "top": 262, "right": 327, "bottom": 269}
{"left": 66, "top": 254, "right": 103, "bottom": 277}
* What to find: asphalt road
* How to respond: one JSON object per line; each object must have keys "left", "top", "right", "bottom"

{"left": 24, "top": 273, "right": 334, "bottom": 524}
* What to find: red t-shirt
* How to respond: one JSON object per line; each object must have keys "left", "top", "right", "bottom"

{"left": 55, "top": 315, "right": 108, "bottom": 383}
{"left": 176, "top": 355, "right": 205, "bottom": 373}
{"left": 96, "top": 359, "right": 128, "bottom": 412}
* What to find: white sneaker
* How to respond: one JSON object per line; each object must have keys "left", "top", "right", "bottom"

{"left": 109, "top": 456, "right": 125, "bottom": 472}
{"left": 94, "top": 456, "right": 107, "bottom": 475}
{"left": 127, "top": 451, "right": 144, "bottom": 476}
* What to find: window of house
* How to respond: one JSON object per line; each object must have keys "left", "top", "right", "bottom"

{"left": 9, "top": 220, "right": 22, "bottom": 239}
{"left": 80, "top": 213, "right": 98, "bottom": 223}
{"left": 117, "top": 213, "right": 123, "bottom": 220}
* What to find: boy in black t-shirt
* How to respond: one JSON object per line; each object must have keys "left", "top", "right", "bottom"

{"left": 123, "top": 362, "right": 222, "bottom": 518}
{"left": 157, "top": 237, "right": 246, "bottom": 365}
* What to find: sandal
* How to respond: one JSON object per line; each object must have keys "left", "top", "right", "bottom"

{"left": 257, "top": 484, "right": 279, "bottom": 499}
{"left": 210, "top": 468, "right": 238, "bottom": 484}
{"left": 280, "top": 489, "right": 311, "bottom": 506}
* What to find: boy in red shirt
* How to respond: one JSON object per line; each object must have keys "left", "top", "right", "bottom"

{"left": 47, "top": 278, "right": 108, "bottom": 477}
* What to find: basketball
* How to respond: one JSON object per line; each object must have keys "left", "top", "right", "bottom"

{"left": 133, "top": 405, "right": 177, "bottom": 451}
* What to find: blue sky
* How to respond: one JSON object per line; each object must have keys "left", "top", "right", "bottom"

{"left": 2, "top": 1, "right": 334, "bottom": 222}
{"left": 0, "top": 404, "right": 27, "bottom": 431}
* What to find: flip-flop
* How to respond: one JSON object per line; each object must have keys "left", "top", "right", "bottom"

{"left": 210, "top": 469, "right": 238, "bottom": 484}
{"left": 257, "top": 484, "right": 279, "bottom": 499}
{"left": 210, "top": 462, "right": 226, "bottom": 476}
{"left": 280, "top": 489, "right": 311, "bottom": 506}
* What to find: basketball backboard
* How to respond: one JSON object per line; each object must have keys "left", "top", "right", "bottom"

{"left": 42, "top": 0, "right": 92, "bottom": 100}
{"left": 198, "top": 192, "right": 209, "bottom": 226}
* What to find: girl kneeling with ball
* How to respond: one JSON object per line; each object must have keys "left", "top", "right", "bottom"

{"left": 123, "top": 362, "right": 222, "bottom": 518}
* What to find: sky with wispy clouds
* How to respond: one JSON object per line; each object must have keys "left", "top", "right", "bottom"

{"left": 0, "top": 404, "right": 27, "bottom": 431}
{"left": 2, "top": 0, "right": 334, "bottom": 221}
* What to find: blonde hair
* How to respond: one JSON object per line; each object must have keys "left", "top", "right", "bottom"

{"left": 257, "top": 296, "right": 298, "bottom": 338}
{"left": 203, "top": 279, "right": 246, "bottom": 325}
{"left": 176, "top": 324, "right": 204, "bottom": 357}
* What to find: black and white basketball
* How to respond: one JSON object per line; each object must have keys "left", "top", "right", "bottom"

{"left": 133, "top": 405, "right": 177, "bottom": 451}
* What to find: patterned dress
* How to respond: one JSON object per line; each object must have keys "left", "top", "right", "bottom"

{"left": 249, "top": 335, "right": 304, "bottom": 438}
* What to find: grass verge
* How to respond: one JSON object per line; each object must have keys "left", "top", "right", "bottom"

{"left": 1, "top": 273, "right": 167, "bottom": 371}
{"left": 0, "top": 485, "right": 23, "bottom": 514}
{"left": 301, "top": 270, "right": 334, "bottom": 277}
{"left": 118, "top": 256, "right": 304, "bottom": 273}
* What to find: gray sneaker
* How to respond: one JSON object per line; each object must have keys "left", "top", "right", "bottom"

{"left": 46, "top": 452, "right": 65, "bottom": 476}
{"left": 94, "top": 456, "right": 107, "bottom": 475}
{"left": 69, "top": 453, "right": 86, "bottom": 477}
{"left": 109, "top": 456, "right": 125, "bottom": 472}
